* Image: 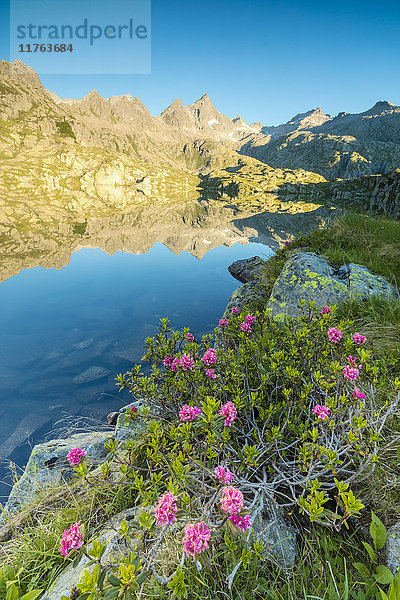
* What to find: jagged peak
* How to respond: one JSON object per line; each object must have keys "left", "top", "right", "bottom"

{"left": 0, "top": 59, "right": 43, "bottom": 88}
{"left": 161, "top": 98, "right": 185, "bottom": 114}
{"left": 82, "top": 89, "right": 104, "bottom": 102}
{"left": 109, "top": 94, "right": 135, "bottom": 104}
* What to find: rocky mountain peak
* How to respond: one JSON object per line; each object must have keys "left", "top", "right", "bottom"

{"left": 0, "top": 59, "right": 43, "bottom": 89}
{"left": 366, "top": 100, "right": 398, "bottom": 115}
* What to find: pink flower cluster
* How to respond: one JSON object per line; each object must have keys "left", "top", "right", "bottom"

{"left": 231, "top": 306, "right": 239, "bottom": 315}
{"left": 180, "top": 354, "right": 195, "bottom": 371}
{"left": 312, "top": 404, "right": 330, "bottom": 421}
{"left": 179, "top": 405, "right": 202, "bottom": 422}
{"left": 219, "top": 318, "right": 229, "bottom": 327}
{"left": 186, "top": 333, "right": 194, "bottom": 342}
{"left": 348, "top": 355, "right": 362, "bottom": 369}
{"left": 163, "top": 355, "right": 173, "bottom": 367}
{"left": 229, "top": 514, "right": 252, "bottom": 532}
{"left": 352, "top": 332, "right": 367, "bottom": 345}
{"left": 343, "top": 366, "right": 360, "bottom": 381}
{"left": 328, "top": 327, "right": 343, "bottom": 343}
{"left": 67, "top": 448, "right": 86, "bottom": 466}
{"left": 214, "top": 466, "right": 234, "bottom": 484}
{"left": 219, "top": 401, "right": 237, "bottom": 427}
{"left": 182, "top": 522, "right": 211, "bottom": 556}
{"left": 353, "top": 388, "right": 366, "bottom": 400}
{"left": 284, "top": 240, "right": 290, "bottom": 246}
{"left": 202, "top": 348, "right": 217, "bottom": 366}
{"left": 205, "top": 368, "right": 217, "bottom": 379}
{"left": 321, "top": 305, "right": 332, "bottom": 316}
{"left": 58, "top": 521, "right": 84, "bottom": 557}
{"left": 171, "top": 357, "right": 180, "bottom": 371}
{"left": 154, "top": 492, "right": 179, "bottom": 526}
{"left": 240, "top": 314, "right": 256, "bottom": 333}
{"left": 220, "top": 486, "right": 244, "bottom": 515}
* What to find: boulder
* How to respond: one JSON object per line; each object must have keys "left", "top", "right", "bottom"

{"left": 0, "top": 431, "right": 113, "bottom": 524}
{"left": 40, "top": 508, "right": 137, "bottom": 600}
{"left": 252, "top": 495, "right": 297, "bottom": 569}
{"left": 267, "top": 253, "right": 349, "bottom": 318}
{"left": 385, "top": 522, "right": 400, "bottom": 575}
{"left": 115, "top": 401, "right": 148, "bottom": 441}
{"left": 228, "top": 256, "right": 268, "bottom": 284}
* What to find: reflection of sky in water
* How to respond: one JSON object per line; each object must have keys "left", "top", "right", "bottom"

{"left": 0, "top": 241, "right": 273, "bottom": 499}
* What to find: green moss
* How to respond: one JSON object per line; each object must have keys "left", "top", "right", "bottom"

{"left": 55, "top": 119, "right": 76, "bottom": 140}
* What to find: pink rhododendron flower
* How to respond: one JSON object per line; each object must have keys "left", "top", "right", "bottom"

{"left": 205, "top": 368, "right": 217, "bottom": 379}
{"left": 180, "top": 354, "right": 194, "bottom": 371}
{"left": 220, "top": 486, "right": 244, "bottom": 515}
{"left": 231, "top": 306, "right": 239, "bottom": 315}
{"left": 219, "top": 318, "right": 228, "bottom": 327}
{"left": 343, "top": 366, "right": 360, "bottom": 381}
{"left": 229, "top": 514, "right": 252, "bottom": 532}
{"left": 348, "top": 355, "right": 362, "bottom": 369}
{"left": 328, "top": 327, "right": 343, "bottom": 343}
{"left": 154, "top": 492, "right": 179, "bottom": 526}
{"left": 179, "top": 405, "right": 202, "bottom": 422}
{"left": 353, "top": 388, "right": 366, "bottom": 399}
{"left": 245, "top": 314, "right": 256, "bottom": 325}
{"left": 186, "top": 333, "right": 194, "bottom": 342}
{"left": 284, "top": 240, "right": 290, "bottom": 246}
{"left": 352, "top": 333, "right": 367, "bottom": 344}
{"left": 170, "top": 357, "right": 180, "bottom": 371}
{"left": 240, "top": 321, "right": 252, "bottom": 333}
{"left": 214, "top": 466, "right": 234, "bottom": 484}
{"left": 312, "top": 404, "right": 330, "bottom": 421}
{"left": 67, "top": 448, "right": 86, "bottom": 466}
{"left": 163, "top": 355, "right": 173, "bottom": 366}
{"left": 58, "top": 521, "right": 84, "bottom": 557}
{"left": 219, "top": 401, "right": 237, "bottom": 427}
{"left": 202, "top": 348, "right": 217, "bottom": 366}
{"left": 182, "top": 522, "right": 211, "bottom": 556}
{"left": 321, "top": 306, "right": 332, "bottom": 316}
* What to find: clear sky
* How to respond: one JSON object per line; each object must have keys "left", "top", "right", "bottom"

{"left": 1, "top": 0, "right": 399, "bottom": 125}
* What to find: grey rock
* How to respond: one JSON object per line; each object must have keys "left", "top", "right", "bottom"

{"left": 228, "top": 256, "right": 268, "bottom": 284}
{"left": 0, "top": 431, "right": 113, "bottom": 523}
{"left": 40, "top": 508, "right": 138, "bottom": 600}
{"left": 266, "top": 252, "right": 398, "bottom": 319}
{"left": 348, "top": 263, "right": 398, "bottom": 300}
{"left": 252, "top": 495, "right": 298, "bottom": 569}
{"left": 115, "top": 401, "right": 148, "bottom": 441}
{"left": 385, "top": 522, "right": 400, "bottom": 574}
{"left": 222, "top": 282, "right": 269, "bottom": 320}
{"left": 0, "top": 413, "right": 52, "bottom": 464}
{"left": 73, "top": 366, "right": 111, "bottom": 384}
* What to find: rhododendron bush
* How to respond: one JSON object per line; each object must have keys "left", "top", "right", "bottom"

{"left": 65, "top": 302, "right": 399, "bottom": 599}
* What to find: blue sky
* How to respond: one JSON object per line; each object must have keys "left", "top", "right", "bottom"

{"left": 1, "top": 0, "right": 399, "bottom": 125}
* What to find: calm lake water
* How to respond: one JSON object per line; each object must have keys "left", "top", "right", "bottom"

{"left": 0, "top": 239, "right": 273, "bottom": 499}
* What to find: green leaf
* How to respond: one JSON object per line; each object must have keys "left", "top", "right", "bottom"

{"left": 103, "top": 590, "right": 120, "bottom": 600}
{"left": 378, "top": 587, "right": 389, "bottom": 600}
{"left": 19, "top": 593, "right": 44, "bottom": 600}
{"left": 373, "top": 566, "right": 394, "bottom": 585}
{"left": 362, "top": 541, "right": 376, "bottom": 563}
{"left": 107, "top": 575, "right": 121, "bottom": 587}
{"left": 354, "top": 562, "right": 371, "bottom": 578}
{"left": 371, "top": 512, "right": 387, "bottom": 550}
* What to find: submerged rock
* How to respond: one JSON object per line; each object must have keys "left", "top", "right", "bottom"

{"left": 73, "top": 366, "right": 111, "bottom": 384}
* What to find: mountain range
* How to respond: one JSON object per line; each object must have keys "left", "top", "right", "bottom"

{"left": 0, "top": 58, "right": 399, "bottom": 247}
